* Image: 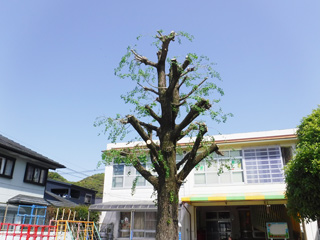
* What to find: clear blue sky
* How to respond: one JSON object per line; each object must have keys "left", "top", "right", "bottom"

{"left": 1, "top": 1, "right": 319, "bottom": 181}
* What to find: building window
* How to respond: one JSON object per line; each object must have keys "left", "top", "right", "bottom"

{"left": 70, "top": 189, "right": 80, "bottom": 199}
{"left": 194, "top": 150, "right": 244, "bottom": 185}
{"left": 243, "top": 146, "right": 284, "bottom": 183}
{"left": 281, "top": 146, "right": 293, "bottom": 165}
{"left": 119, "top": 211, "right": 157, "bottom": 238}
{"left": 112, "top": 163, "right": 151, "bottom": 188}
{"left": 24, "top": 163, "right": 47, "bottom": 185}
{"left": 0, "top": 154, "right": 15, "bottom": 178}
{"left": 84, "top": 194, "right": 92, "bottom": 204}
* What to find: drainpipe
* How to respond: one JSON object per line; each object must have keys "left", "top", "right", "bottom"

{"left": 130, "top": 210, "right": 134, "bottom": 240}
{"left": 182, "top": 203, "right": 192, "bottom": 240}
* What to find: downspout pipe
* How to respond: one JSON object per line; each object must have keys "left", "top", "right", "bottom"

{"left": 182, "top": 203, "right": 192, "bottom": 240}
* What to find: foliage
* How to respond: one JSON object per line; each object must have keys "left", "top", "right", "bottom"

{"left": 285, "top": 106, "right": 320, "bottom": 222}
{"left": 48, "top": 172, "right": 70, "bottom": 183}
{"left": 96, "top": 30, "right": 230, "bottom": 239}
{"left": 47, "top": 205, "right": 100, "bottom": 224}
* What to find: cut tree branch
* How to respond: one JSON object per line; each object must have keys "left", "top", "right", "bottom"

{"left": 131, "top": 49, "right": 157, "bottom": 67}
{"left": 179, "top": 77, "right": 208, "bottom": 102}
{"left": 181, "top": 56, "right": 191, "bottom": 71}
{"left": 174, "top": 99, "right": 212, "bottom": 137}
{"left": 119, "top": 134, "right": 162, "bottom": 175}
{"left": 178, "top": 139, "right": 222, "bottom": 182}
{"left": 137, "top": 82, "right": 159, "bottom": 95}
{"left": 125, "top": 115, "right": 164, "bottom": 170}
{"left": 176, "top": 122, "right": 207, "bottom": 172}
{"left": 176, "top": 122, "right": 207, "bottom": 170}
{"left": 139, "top": 121, "right": 159, "bottom": 133}
{"left": 132, "top": 157, "right": 159, "bottom": 188}
{"left": 145, "top": 105, "right": 161, "bottom": 123}
{"left": 178, "top": 76, "right": 188, "bottom": 90}
{"left": 179, "top": 67, "right": 195, "bottom": 79}
{"left": 167, "top": 58, "right": 181, "bottom": 97}
{"left": 157, "top": 31, "right": 176, "bottom": 64}
{"left": 177, "top": 123, "right": 198, "bottom": 141}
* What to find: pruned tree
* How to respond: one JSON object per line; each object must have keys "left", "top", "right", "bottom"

{"left": 96, "top": 30, "right": 230, "bottom": 240}
{"left": 285, "top": 106, "right": 320, "bottom": 222}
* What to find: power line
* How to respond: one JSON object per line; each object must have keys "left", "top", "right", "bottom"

{"left": 56, "top": 168, "right": 105, "bottom": 175}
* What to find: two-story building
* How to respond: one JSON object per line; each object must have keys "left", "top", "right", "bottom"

{"left": 0, "top": 133, "right": 66, "bottom": 224}
{"left": 45, "top": 179, "right": 97, "bottom": 205}
{"left": 91, "top": 129, "right": 319, "bottom": 240}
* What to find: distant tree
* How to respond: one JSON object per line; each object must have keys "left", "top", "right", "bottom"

{"left": 48, "top": 171, "right": 69, "bottom": 183}
{"left": 96, "top": 30, "right": 230, "bottom": 239}
{"left": 285, "top": 106, "right": 320, "bottom": 221}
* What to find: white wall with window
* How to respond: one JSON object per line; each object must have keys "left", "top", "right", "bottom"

{"left": 194, "top": 150, "right": 244, "bottom": 185}
{"left": 243, "top": 146, "right": 284, "bottom": 184}
{"left": 194, "top": 146, "right": 285, "bottom": 186}
{"left": 99, "top": 129, "right": 300, "bottom": 240}
{"left": 118, "top": 211, "right": 157, "bottom": 239}
{"left": 0, "top": 154, "right": 47, "bottom": 203}
{"left": 0, "top": 154, "right": 15, "bottom": 178}
{"left": 104, "top": 145, "right": 291, "bottom": 203}
{"left": 24, "top": 163, "right": 48, "bottom": 185}
{"left": 112, "top": 163, "right": 153, "bottom": 188}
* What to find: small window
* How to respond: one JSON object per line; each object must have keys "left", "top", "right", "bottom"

{"left": 84, "top": 194, "right": 92, "bottom": 204}
{"left": 70, "top": 189, "right": 80, "bottom": 199}
{"left": 24, "top": 163, "right": 47, "bottom": 185}
{"left": 281, "top": 147, "right": 293, "bottom": 165}
{"left": 0, "top": 154, "right": 16, "bottom": 178}
{"left": 51, "top": 189, "right": 69, "bottom": 197}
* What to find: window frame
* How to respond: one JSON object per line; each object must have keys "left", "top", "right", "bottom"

{"left": 118, "top": 211, "right": 157, "bottom": 239}
{"left": 112, "top": 163, "right": 151, "bottom": 189}
{"left": 84, "top": 194, "right": 92, "bottom": 204}
{"left": 243, "top": 145, "right": 285, "bottom": 184}
{"left": 24, "top": 163, "right": 48, "bottom": 186}
{"left": 0, "top": 154, "right": 16, "bottom": 179}
{"left": 194, "top": 150, "right": 244, "bottom": 185}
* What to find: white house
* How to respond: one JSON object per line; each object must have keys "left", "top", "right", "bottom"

{"left": 91, "top": 129, "right": 319, "bottom": 240}
{"left": 0, "top": 133, "right": 65, "bottom": 224}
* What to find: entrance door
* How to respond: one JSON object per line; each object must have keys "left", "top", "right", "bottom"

{"left": 206, "top": 212, "right": 231, "bottom": 240}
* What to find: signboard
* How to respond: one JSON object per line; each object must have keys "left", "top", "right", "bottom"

{"left": 266, "top": 222, "right": 289, "bottom": 239}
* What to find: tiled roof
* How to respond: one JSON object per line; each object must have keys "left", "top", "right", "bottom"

{"left": 44, "top": 191, "right": 78, "bottom": 207}
{"left": 8, "top": 193, "right": 78, "bottom": 207}
{"left": 8, "top": 194, "right": 50, "bottom": 206}
{"left": 0, "top": 134, "right": 65, "bottom": 169}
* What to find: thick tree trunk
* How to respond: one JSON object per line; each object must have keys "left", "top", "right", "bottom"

{"left": 155, "top": 176, "right": 180, "bottom": 240}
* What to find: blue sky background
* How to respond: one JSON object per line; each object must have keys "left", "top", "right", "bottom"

{"left": 1, "top": 1, "right": 319, "bottom": 181}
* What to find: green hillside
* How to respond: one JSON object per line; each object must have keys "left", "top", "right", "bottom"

{"left": 74, "top": 173, "right": 105, "bottom": 198}
{"left": 48, "top": 172, "right": 104, "bottom": 198}
{"left": 48, "top": 172, "right": 70, "bottom": 183}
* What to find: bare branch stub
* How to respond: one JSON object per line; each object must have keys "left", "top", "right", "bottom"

{"left": 181, "top": 56, "right": 191, "bottom": 71}
{"left": 145, "top": 105, "right": 161, "bottom": 123}
{"left": 131, "top": 49, "right": 157, "bottom": 67}
{"left": 175, "top": 99, "right": 212, "bottom": 137}
{"left": 137, "top": 82, "right": 159, "bottom": 95}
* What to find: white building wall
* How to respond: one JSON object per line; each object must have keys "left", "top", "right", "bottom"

{"left": 101, "top": 129, "right": 320, "bottom": 239}
{"left": 103, "top": 162, "right": 286, "bottom": 203}
{"left": 103, "top": 165, "right": 156, "bottom": 203}
{"left": 305, "top": 221, "right": 320, "bottom": 240}
{"left": 0, "top": 157, "right": 45, "bottom": 203}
